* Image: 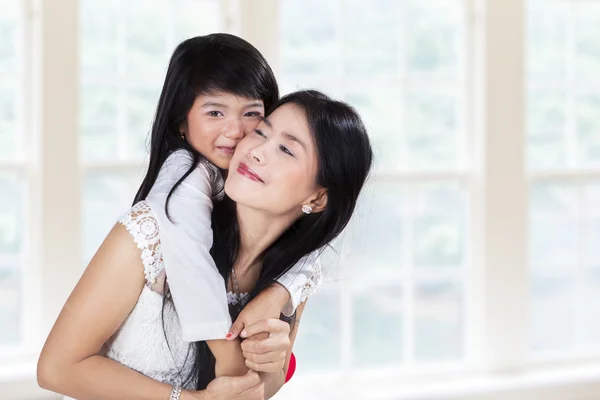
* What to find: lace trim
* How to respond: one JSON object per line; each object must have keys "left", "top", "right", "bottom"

{"left": 227, "top": 292, "right": 249, "bottom": 307}
{"left": 118, "top": 201, "right": 262, "bottom": 307}
{"left": 118, "top": 201, "right": 164, "bottom": 285}
{"left": 300, "top": 259, "right": 323, "bottom": 303}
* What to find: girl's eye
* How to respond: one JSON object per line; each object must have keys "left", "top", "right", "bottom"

{"left": 245, "top": 111, "right": 262, "bottom": 117}
{"left": 208, "top": 111, "right": 223, "bottom": 117}
{"left": 280, "top": 145, "right": 294, "bottom": 157}
{"left": 255, "top": 129, "right": 267, "bottom": 138}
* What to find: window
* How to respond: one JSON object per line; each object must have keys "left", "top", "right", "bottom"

{"left": 280, "top": 0, "right": 469, "bottom": 372}
{"left": 79, "top": 0, "right": 224, "bottom": 260}
{"left": 0, "top": 0, "right": 26, "bottom": 348}
{"left": 527, "top": 0, "right": 600, "bottom": 358}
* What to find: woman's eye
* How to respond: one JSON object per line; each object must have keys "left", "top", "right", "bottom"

{"left": 280, "top": 145, "right": 294, "bottom": 157}
{"left": 208, "top": 111, "right": 223, "bottom": 117}
{"left": 255, "top": 129, "right": 267, "bottom": 138}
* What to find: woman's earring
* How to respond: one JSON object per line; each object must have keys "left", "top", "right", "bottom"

{"left": 302, "top": 205, "right": 313, "bottom": 214}
{"left": 180, "top": 131, "right": 186, "bottom": 140}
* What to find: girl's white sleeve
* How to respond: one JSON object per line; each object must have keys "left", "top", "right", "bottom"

{"left": 277, "top": 251, "right": 323, "bottom": 317}
{"left": 145, "top": 151, "right": 231, "bottom": 342}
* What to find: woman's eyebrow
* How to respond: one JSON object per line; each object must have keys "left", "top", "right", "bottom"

{"left": 282, "top": 132, "right": 307, "bottom": 151}
{"left": 260, "top": 116, "right": 272, "bottom": 128}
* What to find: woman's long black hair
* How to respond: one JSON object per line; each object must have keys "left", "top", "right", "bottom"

{"left": 190, "top": 90, "right": 374, "bottom": 389}
{"left": 132, "top": 33, "right": 279, "bottom": 209}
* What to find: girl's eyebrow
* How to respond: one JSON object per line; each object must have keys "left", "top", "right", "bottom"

{"left": 201, "top": 101, "right": 228, "bottom": 108}
{"left": 201, "top": 101, "right": 264, "bottom": 108}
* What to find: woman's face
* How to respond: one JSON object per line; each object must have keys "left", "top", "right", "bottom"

{"left": 181, "top": 91, "right": 265, "bottom": 169}
{"left": 225, "top": 103, "right": 324, "bottom": 216}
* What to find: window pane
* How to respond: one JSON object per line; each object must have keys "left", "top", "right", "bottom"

{"left": 0, "top": 2, "right": 19, "bottom": 77}
{"left": 406, "top": 0, "right": 462, "bottom": 77}
{"left": 124, "top": 3, "right": 170, "bottom": 85}
{"left": 406, "top": 89, "right": 460, "bottom": 170}
{"left": 80, "top": 84, "right": 118, "bottom": 161}
{"left": 526, "top": 0, "right": 567, "bottom": 78}
{"left": 0, "top": 172, "right": 24, "bottom": 347}
{"left": 527, "top": 1, "right": 600, "bottom": 171}
{"left": 573, "top": 3, "right": 600, "bottom": 78}
{"left": 0, "top": 268, "right": 20, "bottom": 346}
{"left": 80, "top": 0, "right": 119, "bottom": 78}
{"left": 526, "top": 89, "right": 566, "bottom": 170}
{"left": 343, "top": 0, "right": 399, "bottom": 77}
{"left": 582, "top": 183, "right": 600, "bottom": 266}
{"left": 414, "top": 281, "right": 463, "bottom": 362}
{"left": 345, "top": 90, "right": 403, "bottom": 171}
{"left": 0, "top": 1, "right": 20, "bottom": 162}
{"left": 0, "top": 173, "right": 24, "bottom": 255}
{"left": 173, "top": 0, "right": 223, "bottom": 42}
{"left": 126, "top": 86, "right": 160, "bottom": 159}
{"left": 345, "top": 183, "right": 405, "bottom": 272}
{"left": 529, "top": 182, "right": 578, "bottom": 268}
{"left": 353, "top": 284, "right": 403, "bottom": 367}
{"left": 583, "top": 268, "right": 600, "bottom": 349}
{"left": 530, "top": 271, "right": 575, "bottom": 353}
{"left": 292, "top": 286, "right": 341, "bottom": 372}
{"left": 575, "top": 93, "right": 600, "bottom": 168}
{"left": 83, "top": 171, "right": 143, "bottom": 260}
{"left": 413, "top": 183, "right": 468, "bottom": 269}
{"left": 280, "top": 0, "right": 338, "bottom": 77}
{"left": 0, "top": 85, "right": 17, "bottom": 162}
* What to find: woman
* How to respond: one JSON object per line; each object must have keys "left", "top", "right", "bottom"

{"left": 38, "top": 92, "right": 372, "bottom": 398}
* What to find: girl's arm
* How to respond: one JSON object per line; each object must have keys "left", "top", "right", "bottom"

{"left": 145, "top": 151, "right": 231, "bottom": 341}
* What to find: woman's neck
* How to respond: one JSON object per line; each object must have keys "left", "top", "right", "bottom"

{"left": 234, "top": 205, "right": 297, "bottom": 273}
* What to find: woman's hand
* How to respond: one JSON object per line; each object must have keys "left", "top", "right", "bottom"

{"left": 239, "top": 319, "right": 292, "bottom": 373}
{"left": 184, "top": 370, "right": 264, "bottom": 400}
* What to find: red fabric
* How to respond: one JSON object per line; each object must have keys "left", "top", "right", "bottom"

{"left": 285, "top": 352, "right": 296, "bottom": 383}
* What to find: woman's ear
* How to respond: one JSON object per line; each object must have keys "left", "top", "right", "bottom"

{"left": 307, "top": 189, "right": 328, "bottom": 214}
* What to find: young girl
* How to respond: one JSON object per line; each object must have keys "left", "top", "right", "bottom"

{"left": 38, "top": 34, "right": 325, "bottom": 399}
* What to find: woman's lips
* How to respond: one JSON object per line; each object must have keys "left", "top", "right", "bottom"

{"left": 237, "top": 162, "right": 264, "bottom": 183}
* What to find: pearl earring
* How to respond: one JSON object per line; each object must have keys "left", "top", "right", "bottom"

{"left": 302, "top": 205, "right": 312, "bottom": 214}
{"left": 180, "top": 131, "right": 185, "bottom": 140}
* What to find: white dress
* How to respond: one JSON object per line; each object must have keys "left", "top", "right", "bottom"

{"left": 64, "top": 154, "right": 323, "bottom": 398}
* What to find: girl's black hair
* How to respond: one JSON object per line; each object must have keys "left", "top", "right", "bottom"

{"left": 132, "top": 33, "right": 279, "bottom": 212}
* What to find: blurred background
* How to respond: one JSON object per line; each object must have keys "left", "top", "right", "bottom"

{"left": 1, "top": 0, "right": 600, "bottom": 399}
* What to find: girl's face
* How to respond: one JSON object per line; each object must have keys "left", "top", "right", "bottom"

{"left": 181, "top": 91, "right": 265, "bottom": 169}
